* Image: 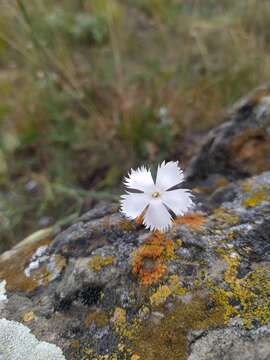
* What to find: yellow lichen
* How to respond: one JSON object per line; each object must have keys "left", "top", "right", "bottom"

{"left": 118, "top": 343, "right": 125, "bottom": 352}
{"left": 22, "top": 311, "right": 36, "bottom": 322}
{"left": 88, "top": 255, "right": 115, "bottom": 271}
{"left": 113, "top": 307, "right": 141, "bottom": 341}
{"left": 150, "top": 285, "right": 172, "bottom": 306}
{"left": 150, "top": 275, "right": 187, "bottom": 306}
{"left": 131, "top": 354, "right": 140, "bottom": 360}
{"left": 168, "top": 275, "right": 187, "bottom": 297}
{"left": 213, "top": 208, "right": 240, "bottom": 227}
{"left": 241, "top": 187, "right": 269, "bottom": 208}
{"left": 112, "top": 307, "right": 126, "bottom": 325}
{"left": 210, "top": 250, "right": 270, "bottom": 328}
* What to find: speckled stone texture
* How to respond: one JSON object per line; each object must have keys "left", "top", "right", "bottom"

{"left": 1, "top": 86, "right": 270, "bottom": 360}
{"left": 186, "top": 83, "right": 270, "bottom": 184}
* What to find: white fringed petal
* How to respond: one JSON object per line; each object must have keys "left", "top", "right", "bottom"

{"left": 155, "top": 161, "right": 184, "bottom": 190}
{"left": 124, "top": 166, "right": 155, "bottom": 192}
{"left": 143, "top": 200, "right": 172, "bottom": 232}
{"left": 162, "top": 189, "right": 194, "bottom": 216}
{"left": 120, "top": 192, "right": 149, "bottom": 219}
{"left": 120, "top": 161, "right": 194, "bottom": 232}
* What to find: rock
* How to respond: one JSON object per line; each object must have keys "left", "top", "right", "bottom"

{"left": 188, "top": 327, "right": 270, "bottom": 360}
{"left": 186, "top": 84, "right": 270, "bottom": 185}
{"left": 1, "top": 87, "right": 270, "bottom": 359}
{"left": 1, "top": 170, "right": 269, "bottom": 359}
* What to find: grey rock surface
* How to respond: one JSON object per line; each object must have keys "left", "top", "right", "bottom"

{"left": 188, "top": 327, "right": 270, "bottom": 360}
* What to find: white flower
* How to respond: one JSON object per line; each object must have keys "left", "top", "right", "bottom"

{"left": 120, "top": 161, "right": 194, "bottom": 232}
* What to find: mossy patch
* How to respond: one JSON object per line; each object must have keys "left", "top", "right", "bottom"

{"left": 131, "top": 295, "right": 225, "bottom": 360}
{"left": 84, "top": 309, "right": 109, "bottom": 328}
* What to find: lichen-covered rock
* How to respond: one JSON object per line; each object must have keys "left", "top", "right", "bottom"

{"left": 0, "top": 170, "right": 269, "bottom": 359}
{"left": 1, "top": 88, "right": 270, "bottom": 359}
{"left": 186, "top": 84, "right": 270, "bottom": 185}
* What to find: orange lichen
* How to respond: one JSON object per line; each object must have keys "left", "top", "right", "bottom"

{"left": 132, "top": 232, "right": 175, "bottom": 286}
{"left": 174, "top": 213, "right": 206, "bottom": 230}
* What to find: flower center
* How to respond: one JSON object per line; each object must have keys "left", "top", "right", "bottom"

{"left": 152, "top": 191, "right": 161, "bottom": 198}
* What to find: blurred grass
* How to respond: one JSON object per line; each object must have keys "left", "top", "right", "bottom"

{"left": 0, "top": 0, "right": 270, "bottom": 251}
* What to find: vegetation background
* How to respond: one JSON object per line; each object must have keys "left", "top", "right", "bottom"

{"left": 0, "top": 0, "right": 269, "bottom": 252}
